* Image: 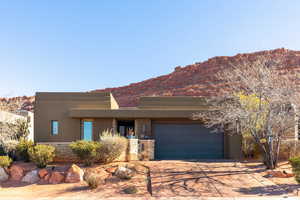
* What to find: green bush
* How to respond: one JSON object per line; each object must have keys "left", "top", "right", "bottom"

{"left": 0, "top": 146, "right": 5, "bottom": 156}
{"left": 28, "top": 144, "right": 55, "bottom": 168}
{"left": 0, "top": 155, "right": 12, "bottom": 168}
{"left": 69, "top": 140, "right": 100, "bottom": 166}
{"left": 242, "top": 133, "right": 261, "bottom": 159}
{"left": 274, "top": 141, "right": 300, "bottom": 161}
{"left": 2, "top": 140, "right": 19, "bottom": 160}
{"left": 16, "top": 139, "right": 34, "bottom": 162}
{"left": 84, "top": 173, "right": 100, "bottom": 189}
{"left": 289, "top": 157, "right": 300, "bottom": 183}
{"left": 97, "top": 130, "right": 128, "bottom": 164}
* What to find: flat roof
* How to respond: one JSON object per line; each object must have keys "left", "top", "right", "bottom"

{"left": 69, "top": 108, "right": 212, "bottom": 119}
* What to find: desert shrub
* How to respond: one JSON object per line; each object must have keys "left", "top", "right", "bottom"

{"left": 242, "top": 133, "right": 260, "bottom": 159}
{"left": 0, "top": 146, "right": 5, "bottom": 156}
{"left": 277, "top": 141, "right": 300, "bottom": 161}
{"left": 289, "top": 157, "right": 300, "bottom": 183}
{"left": 16, "top": 139, "right": 34, "bottom": 162}
{"left": 242, "top": 134, "right": 255, "bottom": 158}
{"left": 97, "top": 130, "right": 128, "bottom": 164}
{"left": 84, "top": 173, "right": 100, "bottom": 189}
{"left": 0, "top": 155, "right": 12, "bottom": 168}
{"left": 69, "top": 140, "right": 100, "bottom": 166}
{"left": 123, "top": 186, "right": 138, "bottom": 194}
{"left": 28, "top": 144, "right": 55, "bottom": 168}
{"left": 2, "top": 140, "right": 19, "bottom": 160}
{"left": 0, "top": 119, "right": 30, "bottom": 159}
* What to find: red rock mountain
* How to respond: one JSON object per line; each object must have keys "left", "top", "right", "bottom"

{"left": 2, "top": 48, "right": 300, "bottom": 111}
{"left": 94, "top": 48, "right": 300, "bottom": 107}
{"left": 0, "top": 96, "right": 34, "bottom": 112}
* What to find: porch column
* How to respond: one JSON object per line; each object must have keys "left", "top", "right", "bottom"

{"left": 112, "top": 118, "right": 117, "bottom": 134}
{"left": 128, "top": 138, "right": 139, "bottom": 161}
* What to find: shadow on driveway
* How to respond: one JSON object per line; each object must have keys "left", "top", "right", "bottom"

{"left": 236, "top": 184, "right": 300, "bottom": 196}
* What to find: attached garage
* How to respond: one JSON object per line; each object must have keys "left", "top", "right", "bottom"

{"left": 154, "top": 123, "right": 224, "bottom": 160}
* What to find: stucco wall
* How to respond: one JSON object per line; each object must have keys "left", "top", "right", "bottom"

{"left": 93, "top": 118, "right": 114, "bottom": 140}
{"left": 224, "top": 134, "right": 242, "bottom": 160}
{"left": 0, "top": 110, "right": 26, "bottom": 123}
{"left": 34, "top": 92, "right": 114, "bottom": 142}
{"left": 135, "top": 119, "right": 152, "bottom": 138}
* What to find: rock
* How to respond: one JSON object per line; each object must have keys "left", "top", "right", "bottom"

{"left": 49, "top": 172, "right": 65, "bottom": 184}
{"left": 9, "top": 164, "right": 24, "bottom": 181}
{"left": 18, "top": 162, "right": 37, "bottom": 172}
{"left": 43, "top": 173, "right": 51, "bottom": 181}
{"left": 0, "top": 167, "right": 9, "bottom": 182}
{"left": 267, "top": 170, "right": 294, "bottom": 178}
{"left": 84, "top": 168, "right": 109, "bottom": 184}
{"left": 283, "top": 170, "right": 294, "bottom": 178}
{"left": 38, "top": 169, "right": 49, "bottom": 178}
{"left": 106, "top": 167, "right": 117, "bottom": 174}
{"left": 22, "top": 170, "right": 40, "bottom": 184}
{"left": 115, "top": 166, "right": 134, "bottom": 180}
{"left": 65, "top": 164, "right": 84, "bottom": 183}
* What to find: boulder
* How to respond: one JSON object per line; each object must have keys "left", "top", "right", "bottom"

{"left": 65, "top": 164, "right": 84, "bottom": 183}
{"left": 18, "top": 162, "right": 36, "bottom": 172}
{"left": 115, "top": 166, "right": 134, "bottom": 179}
{"left": 22, "top": 170, "right": 40, "bottom": 184}
{"left": 84, "top": 168, "right": 109, "bottom": 184}
{"left": 49, "top": 172, "right": 65, "bottom": 184}
{"left": 283, "top": 170, "right": 294, "bottom": 178}
{"left": 43, "top": 173, "right": 51, "bottom": 182}
{"left": 267, "top": 170, "right": 294, "bottom": 178}
{"left": 0, "top": 167, "right": 9, "bottom": 182}
{"left": 9, "top": 164, "right": 24, "bottom": 181}
{"left": 38, "top": 169, "right": 49, "bottom": 178}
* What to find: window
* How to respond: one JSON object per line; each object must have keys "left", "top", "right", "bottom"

{"left": 81, "top": 120, "right": 93, "bottom": 141}
{"left": 51, "top": 120, "right": 59, "bottom": 135}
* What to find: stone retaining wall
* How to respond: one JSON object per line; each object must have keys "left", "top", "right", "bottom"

{"left": 38, "top": 139, "right": 142, "bottom": 162}
{"left": 37, "top": 142, "right": 78, "bottom": 162}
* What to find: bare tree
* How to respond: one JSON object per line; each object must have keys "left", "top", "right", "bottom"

{"left": 193, "top": 56, "right": 300, "bottom": 169}
{"left": 0, "top": 119, "right": 30, "bottom": 156}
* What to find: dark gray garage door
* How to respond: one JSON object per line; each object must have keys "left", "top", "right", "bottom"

{"left": 154, "top": 123, "right": 224, "bottom": 159}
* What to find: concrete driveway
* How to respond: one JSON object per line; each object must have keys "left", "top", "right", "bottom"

{"left": 144, "top": 160, "right": 300, "bottom": 197}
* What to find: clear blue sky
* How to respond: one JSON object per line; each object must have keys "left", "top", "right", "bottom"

{"left": 0, "top": 1, "right": 300, "bottom": 97}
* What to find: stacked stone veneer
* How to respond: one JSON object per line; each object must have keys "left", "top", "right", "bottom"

{"left": 138, "top": 140, "right": 155, "bottom": 161}
{"left": 38, "top": 139, "right": 153, "bottom": 162}
{"left": 37, "top": 142, "right": 78, "bottom": 162}
{"left": 128, "top": 139, "right": 139, "bottom": 161}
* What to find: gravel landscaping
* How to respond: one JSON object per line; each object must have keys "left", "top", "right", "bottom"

{"left": 0, "top": 161, "right": 299, "bottom": 199}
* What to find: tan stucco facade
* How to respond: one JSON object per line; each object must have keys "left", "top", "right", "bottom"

{"left": 35, "top": 92, "right": 242, "bottom": 159}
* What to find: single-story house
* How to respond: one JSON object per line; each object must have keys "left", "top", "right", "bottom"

{"left": 34, "top": 92, "right": 243, "bottom": 161}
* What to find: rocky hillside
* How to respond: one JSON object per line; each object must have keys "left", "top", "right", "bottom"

{"left": 94, "top": 48, "right": 300, "bottom": 107}
{"left": 0, "top": 96, "right": 34, "bottom": 112}
{"left": 2, "top": 48, "right": 300, "bottom": 111}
